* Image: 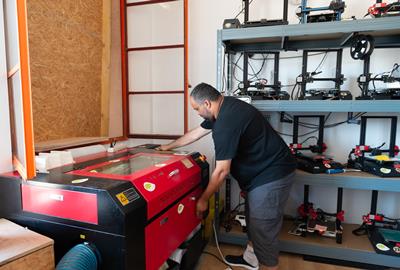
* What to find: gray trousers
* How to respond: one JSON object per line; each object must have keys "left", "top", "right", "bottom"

{"left": 245, "top": 172, "right": 295, "bottom": 267}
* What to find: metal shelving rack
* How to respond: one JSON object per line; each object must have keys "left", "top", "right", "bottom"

{"left": 214, "top": 16, "right": 400, "bottom": 268}
{"left": 215, "top": 171, "right": 400, "bottom": 268}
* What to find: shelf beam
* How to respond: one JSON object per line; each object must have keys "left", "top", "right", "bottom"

{"left": 252, "top": 100, "right": 400, "bottom": 113}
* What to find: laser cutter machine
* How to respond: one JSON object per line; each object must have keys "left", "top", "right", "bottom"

{"left": 0, "top": 144, "right": 209, "bottom": 270}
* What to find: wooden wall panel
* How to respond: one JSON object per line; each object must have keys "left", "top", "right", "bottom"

{"left": 27, "top": 0, "right": 103, "bottom": 142}
{"left": 109, "top": 0, "right": 123, "bottom": 138}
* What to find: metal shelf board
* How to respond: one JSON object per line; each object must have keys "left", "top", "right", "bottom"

{"left": 295, "top": 170, "right": 400, "bottom": 192}
{"left": 217, "top": 222, "right": 400, "bottom": 268}
{"left": 279, "top": 239, "right": 400, "bottom": 268}
{"left": 251, "top": 100, "right": 400, "bottom": 112}
{"left": 350, "top": 100, "right": 400, "bottom": 112}
{"left": 220, "top": 17, "right": 400, "bottom": 45}
{"left": 217, "top": 232, "right": 400, "bottom": 268}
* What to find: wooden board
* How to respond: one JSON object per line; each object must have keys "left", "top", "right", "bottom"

{"left": 0, "top": 219, "right": 54, "bottom": 267}
{"left": 108, "top": 0, "right": 123, "bottom": 138}
{"left": 26, "top": 0, "right": 103, "bottom": 142}
{"left": 35, "top": 136, "right": 109, "bottom": 152}
{"left": 0, "top": 246, "right": 54, "bottom": 270}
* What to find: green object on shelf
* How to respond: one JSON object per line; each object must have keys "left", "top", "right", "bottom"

{"left": 378, "top": 228, "right": 400, "bottom": 243}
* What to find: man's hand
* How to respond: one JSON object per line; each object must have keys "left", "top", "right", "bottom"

{"left": 196, "top": 198, "right": 208, "bottom": 219}
{"left": 156, "top": 145, "right": 170, "bottom": 151}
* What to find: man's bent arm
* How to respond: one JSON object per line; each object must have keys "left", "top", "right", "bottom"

{"left": 199, "top": 160, "right": 231, "bottom": 202}
{"left": 160, "top": 126, "right": 211, "bottom": 151}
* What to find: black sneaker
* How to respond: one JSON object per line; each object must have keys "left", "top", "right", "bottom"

{"left": 225, "top": 254, "right": 259, "bottom": 270}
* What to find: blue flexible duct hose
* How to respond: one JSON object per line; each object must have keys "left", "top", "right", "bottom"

{"left": 56, "top": 243, "right": 99, "bottom": 270}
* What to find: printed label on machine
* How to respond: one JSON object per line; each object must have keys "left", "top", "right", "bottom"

{"left": 144, "top": 182, "right": 156, "bottom": 192}
{"left": 181, "top": 158, "right": 193, "bottom": 169}
{"left": 376, "top": 243, "right": 390, "bottom": 251}
{"left": 116, "top": 188, "right": 139, "bottom": 206}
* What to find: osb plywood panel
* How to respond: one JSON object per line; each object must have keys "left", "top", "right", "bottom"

{"left": 0, "top": 246, "right": 54, "bottom": 270}
{"left": 27, "top": 0, "right": 103, "bottom": 142}
{"left": 0, "top": 219, "right": 53, "bottom": 266}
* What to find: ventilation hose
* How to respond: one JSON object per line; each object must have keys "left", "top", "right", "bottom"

{"left": 56, "top": 242, "right": 100, "bottom": 270}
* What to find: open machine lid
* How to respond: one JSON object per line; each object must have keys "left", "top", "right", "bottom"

{"left": 91, "top": 155, "right": 171, "bottom": 176}
{"left": 68, "top": 152, "right": 181, "bottom": 180}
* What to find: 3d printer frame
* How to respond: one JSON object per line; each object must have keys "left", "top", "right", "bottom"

{"left": 357, "top": 57, "right": 400, "bottom": 100}
{"left": 238, "top": 51, "right": 289, "bottom": 100}
{"left": 297, "top": 49, "right": 352, "bottom": 100}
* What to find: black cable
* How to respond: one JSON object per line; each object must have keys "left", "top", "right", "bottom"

{"left": 234, "top": 0, "right": 255, "bottom": 19}
{"left": 232, "top": 54, "right": 243, "bottom": 83}
{"left": 277, "top": 128, "right": 320, "bottom": 138}
{"left": 248, "top": 61, "right": 260, "bottom": 80}
{"left": 283, "top": 112, "right": 335, "bottom": 129}
{"left": 276, "top": 112, "right": 365, "bottom": 138}
{"left": 313, "top": 52, "right": 328, "bottom": 74}
{"left": 249, "top": 54, "right": 267, "bottom": 80}
{"left": 232, "top": 202, "right": 245, "bottom": 212}
{"left": 369, "top": 63, "right": 399, "bottom": 90}
{"left": 202, "top": 251, "right": 229, "bottom": 266}
{"left": 372, "top": 72, "right": 388, "bottom": 90}
{"left": 300, "top": 136, "right": 319, "bottom": 145}
{"left": 232, "top": 52, "right": 328, "bottom": 97}
{"left": 295, "top": 83, "right": 302, "bottom": 100}
{"left": 391, "top": 63, "right": 400, "bottom": 77}
{"left": 290, "top": 83, "right": 298, "bottom": 100}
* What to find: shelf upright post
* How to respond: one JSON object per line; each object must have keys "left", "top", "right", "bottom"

{"left": 301, "top": 50, "right": 308, "bottom": 97}
{"left": 301, "top": 0, "right": 308, "bottom": 24}
{"left": 335, "top": 49, "right": 343, "bottom": 90}
{"left": 242, "top": 52, "right": 250, "bottom": 94}
{"left": 361, "top": 55, "right": 371, "bottom": 97}
{"left": 336, "top": 187, "right": 343, "bottom": 243}
{"left": 244, "top": 0, "right": 250, "bottom": 23}
{"left": 273, "top": 52, "right": 280, "bottom": 92}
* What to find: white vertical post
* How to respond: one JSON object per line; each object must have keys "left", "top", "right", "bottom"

{"left": 0, "top": 0, "right": 13, "bottom": 173}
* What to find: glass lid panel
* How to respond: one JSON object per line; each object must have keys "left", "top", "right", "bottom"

{"left": 92, "top": 155, "right": 170, "bottom": 175}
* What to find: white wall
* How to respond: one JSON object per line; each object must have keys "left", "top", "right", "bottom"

{"left": 0, "top": 0, "right": 13, "bottom": 173}
{"left": 129, "top": 0, "right": 400, "bottom": 223}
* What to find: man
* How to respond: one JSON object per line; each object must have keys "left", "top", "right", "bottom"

{"left": 159, "top": 83, "right": 296, "bottom": 270}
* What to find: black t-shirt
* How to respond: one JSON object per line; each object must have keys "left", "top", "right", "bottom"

{"left": 201, "top": 96, "right": 296, "bottom": 191}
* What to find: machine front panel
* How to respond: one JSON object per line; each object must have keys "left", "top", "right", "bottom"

{"left": 145, "top": 187, "right": 202, "bottom": 270}
{"left": 22, "top": 184, "right": 98, "bottom": 224}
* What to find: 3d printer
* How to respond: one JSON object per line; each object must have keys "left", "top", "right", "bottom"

{"left": 223, "top": 0, "right": 289, "bottom": 29}
{"left": 357, "top": 62, "right": 400, "bottom": 100}
{"left": 288, "top": 115, "right": 344, "bottom": 243}
{"left": 236, "top": 52, "right": 290, "bottom": 100}
{"left": 296, "top": 0, "right": 345, "bottom": 24}
{"left": 348, "top": 116, "right": 400, "bottom": 177}
{"left": 351, "top": 125, "right": 400, "bottom": 258}
{"left": 367, "top": 0, "right": 400, "bottom": 17}
{"left": 289, "top": 115, "right": 344, "bottom": 173}
{"left": 297, "top": 50, "right": 352, "bottom": 100}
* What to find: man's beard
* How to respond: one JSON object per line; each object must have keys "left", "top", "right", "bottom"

{"left": 202, "top": 112, "right": 215, "bottom": 122}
